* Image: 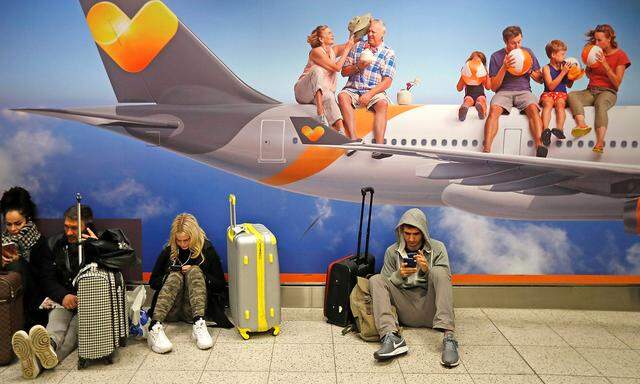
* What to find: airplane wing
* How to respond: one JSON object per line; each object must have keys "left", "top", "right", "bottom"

{"left": 13, "top": 108, "right": 180, "bottom": 130}
{"left": 329, "top": 142, "right": 640, "bottom": 198}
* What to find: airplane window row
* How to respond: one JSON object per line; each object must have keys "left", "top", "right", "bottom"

{"left": 291, "top": 137, "right": 639, "bottom": 149}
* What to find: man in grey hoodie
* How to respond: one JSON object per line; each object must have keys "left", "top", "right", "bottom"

{"left": 369, "top": 208, "right": 458, "bottom": 367}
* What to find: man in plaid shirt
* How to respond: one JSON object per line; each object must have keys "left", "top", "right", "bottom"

{"left": 338, "top": 19, "right": 397, "bottom": 159}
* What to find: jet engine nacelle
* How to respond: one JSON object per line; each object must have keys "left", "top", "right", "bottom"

{"left": 623, "top": 199, "right": 640, "bottom": 235}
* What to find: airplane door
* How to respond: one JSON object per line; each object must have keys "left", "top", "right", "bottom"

{"left": 259, "top": 120, "right": 285, "bottom": 163}
{"left": 503, "top": 128, "right": 522, "bottom": 155}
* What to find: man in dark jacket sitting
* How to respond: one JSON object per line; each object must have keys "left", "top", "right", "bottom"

{"left": 11, "top": 205, "right": 126, "bottom": 379}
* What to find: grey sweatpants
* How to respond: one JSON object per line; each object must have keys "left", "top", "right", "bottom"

{"left": 294, "top": 66, "right": 342, "bottom": 125}
{"left": 370, "top": 266, "right": 455, "bottom": 338}
{"left": 46, "top": 308, "right": 78, "bottom": 362}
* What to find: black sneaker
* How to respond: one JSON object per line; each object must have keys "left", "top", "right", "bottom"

{"left": 373, "top": 332, "right": 408, "bottom": 361}
{"left": 536, "top": 146, "right": 548, "bottom": 158}
{"left": 551, "top": 128, "right": 566, "bottom": 139}
{"left": 441, "top": 332, "right": 460, "bottom": 367}
{"left": 371, "top": 152, "right": 392, "bottom": 160}
{"left": 541, "top": 129, "right": 552, "bottom": 146}
{"left": 346, "top": 150, "right": 356, "bottom": 157}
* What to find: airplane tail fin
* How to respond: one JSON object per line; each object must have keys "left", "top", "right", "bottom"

{"left": 78, "top": 0, "right": 277, "bottom": 105}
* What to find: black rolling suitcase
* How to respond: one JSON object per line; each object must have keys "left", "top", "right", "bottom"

{"left": 324, "top": 187, "right": 375, "bottom": 327}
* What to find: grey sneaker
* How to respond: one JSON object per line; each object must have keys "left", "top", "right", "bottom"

{"left": 441, "top": 332, "right": 460, "bottom": 367}
{"left": 373, "top": 332, "right": 408, "bottom": 361}
{"left": 371, "top": 152, "right": 392, "bottom": 160}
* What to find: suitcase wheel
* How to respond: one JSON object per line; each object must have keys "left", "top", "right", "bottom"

{"left": 272, "top": 326, "right": 281, "bottom": 336}
{"left": 238, "top": 328, "right": 250, "bottom": 340}
{"left": 105, "top": 355, "right": 114, "bottom": 365}
{"left": 77, "top": 358, "right": 87, "bottom": 370}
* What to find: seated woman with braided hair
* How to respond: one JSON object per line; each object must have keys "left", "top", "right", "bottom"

{"left": 147, "top": 213, "right": 232, "bottom": 354}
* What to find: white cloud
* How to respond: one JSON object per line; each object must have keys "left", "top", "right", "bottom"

{"left": 435, "top": 208, "right": 576, "bottom": 274}
{"left": 612, "top": 243, "right": 640, "bottom": 274}
{"left": 312, "top": 198, "right": 333, "bottom": 230}
{"left": 2, "top": 109, "right": 31, "bottom": 123}
{"left": 0, "top": 124, "right": 71, "bottom": 194}
{"left": 92, "top": 178, "right": 174, "bottom": 219}
{"left": 374, "top": 204, "right": 398, "bottom": 227}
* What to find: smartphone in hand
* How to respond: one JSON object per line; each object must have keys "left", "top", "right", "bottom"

{"left": 404, "top": 252, "right": 418, "bottom": 268}
{"left": 2, "top": 241, "right": 18, "bottom": 256}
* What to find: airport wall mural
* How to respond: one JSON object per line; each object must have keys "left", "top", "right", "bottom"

{"left": 1, "top": 1, "right": 639, "bottom": 276}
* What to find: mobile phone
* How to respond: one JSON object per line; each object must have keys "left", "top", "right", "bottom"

{"left": 2, "top": 241, "right": 18, "bottom": 256}
{"left": 169, "top": 264, "right": 182, "bottom": 272}
{"left": 404, "top": 252, "right": 418, "bottom": 268}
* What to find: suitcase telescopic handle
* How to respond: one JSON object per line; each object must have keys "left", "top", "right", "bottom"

{"left": 356, "top": 187, "right": 374, "bottom": 261}
{"left": 76, "top": 193, "right": 83, "bottom": 267}
{"left": 229, "top": 194, "right": 237, "bottom": 228}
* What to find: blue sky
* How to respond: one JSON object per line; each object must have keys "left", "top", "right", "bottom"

{"left": 0, "top": 1, "right": 639, "bottom": 275}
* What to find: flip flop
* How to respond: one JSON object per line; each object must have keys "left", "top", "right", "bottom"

{"left": 571, "top": 126, "right": 592, "bottom": 138}
{"left": 592, "top": 145, "right": 604, "bottom": 154}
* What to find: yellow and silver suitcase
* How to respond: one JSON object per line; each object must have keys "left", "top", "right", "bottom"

{"left": 226, "top": 194, "right": 281, "bottom": 340}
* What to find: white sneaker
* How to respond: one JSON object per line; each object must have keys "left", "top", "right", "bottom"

{"left": 12, "top": 331, "right": 41, "bottom": 379}
{"left": 147, "top": 322, "right": 172, "bottom": 354}
{"left": 192, "top": 319, "right": 213, "bottom": 350}
{"left": 29, "top": 325, "right": 58, "bottom": 369}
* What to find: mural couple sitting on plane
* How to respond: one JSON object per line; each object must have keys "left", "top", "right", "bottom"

{"left": 294, "top": 16, "right": 630, "bottom": 159}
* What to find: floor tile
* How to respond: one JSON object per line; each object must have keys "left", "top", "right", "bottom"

{"left": 604, "top": 326, "right": 640, "bottom": 349}
{"left": 608, "top": 378, "right": 640, "bottom": 384}
{"left": 333, "top": 343, "right": 401, "bottom": 373}
{"left": 336, "top": 372, "right": 403, "bottom": 384}
{"left": 56, "top": 342, "right": 149, "bottom": 371}
{"left": 271, "top": 343, "right": 335, "bottom": 373}
{"left": 514, "top": 346, "right": 599, "bottom": 376}
{"left": 456, "top": 318, "right": 510, "bottom": 346}
{"left": 270, "top": 372, "right": 336, "bottom": 384}
{"left": 471, "top": 374, "right": 543, "bottom": 384}
{"left": 550, "top": 324, "right": 628, "bottom": 349}
{"left": 483, "top": 308, "right": 544, "bottom": 323}
{"left": 535, "top": 310, "right": 596, "bottom": 325}
{"left": 331, "top": 325, "right": 369, "bottom": 344}
{"left": 539, "top": 376, "right": 610, "bottom": 384}
{"left": 281, "top": 308, "right": 325, "bottom": 321}
{"left": 131, "top": 370, "right": 202, "bottom": 384}
{"left": 199, "top": 371, "right": 268, "bottom": 384}
{"left": 0, "top": 365, "right": 69, "bottom": 384}
{"left": 584, "top": 311, "right": 640, "bottom": 327}
{"left": 205, "top": 343, "right": 272, "bottom": 371}
{"left": 461, "top": 346, "right": 532, "bottom": 375}
{"left": 404, "top": 373, "right": 474, "bottom": 384}
{"left": 577, "top": 348, "right": 640, "bottom": 378}
{"left": 217, "top": 328, "right": 276, "bottom": 344}
{"left": 59, "top": 370, "right": 135, "bottom": 384}
{"left": 494, "top": 321, "right": 567, "bottom": 347}
{"left": 165, "top": 322, "right": 220, "bottom": 344}
{"left": 139, "top": 342, "right": 210, "bottom": 371}
{"left": 401, "top": 328, "right": 444, "bottom": 346}
{"left": 274, "top": 321, "right": 332, "bottom": 344}
{"left": 397, "top": 344, "right": 465, "bottom": 374}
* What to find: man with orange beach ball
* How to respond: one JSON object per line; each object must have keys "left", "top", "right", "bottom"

{"left": 483, "top": 26, "right": 546, "bottom": 157}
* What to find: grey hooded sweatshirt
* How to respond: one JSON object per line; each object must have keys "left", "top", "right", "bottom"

{"left": 380, "top": 208, "right": 450, "bottom": 289}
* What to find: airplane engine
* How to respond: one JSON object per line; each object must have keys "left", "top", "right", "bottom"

{"left": 623, "top": 199, "right": 640, "bottom": 235}
{"left": 441, "top": 184, "right": 623, "bottom": 221}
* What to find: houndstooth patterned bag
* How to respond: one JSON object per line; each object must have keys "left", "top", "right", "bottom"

{"left": 75, "top": 263, "right": 127, "bottom": 367}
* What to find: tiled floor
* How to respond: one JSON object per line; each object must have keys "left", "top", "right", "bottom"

{"left": 1, "top": 308, "right": 639, "bottom": 384}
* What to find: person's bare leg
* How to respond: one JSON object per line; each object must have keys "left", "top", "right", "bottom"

{"left": 338, "top": 93, "right": 356, "bottom": 139}
{"left": 525, "top": 104, "right": 543, "bottom": 148}
{"left": 594, "top": 126, "right": 607, "bottom": 148}
{"left": 372, "top": 100, "right": 389, "bottom": 144}
{"left": 541, "top": 98, "right": 554, "bottom": 130}
{"left": 314, "top": 90, "right": 324, "bottom": 116}
{"left": 483, "top": 105, "right": 503, "bottom": 152}
{"left": 555, "top": 99, "right": 566, "bottom": 130}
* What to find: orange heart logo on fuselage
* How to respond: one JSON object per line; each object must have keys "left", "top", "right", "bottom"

{"left": 300, "top": 125, "right": 325, "bottom": 142}
{"left": 86, "top": 1, "right": 179, "bottom": 73}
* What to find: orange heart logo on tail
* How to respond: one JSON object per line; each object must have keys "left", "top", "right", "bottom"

{"left": 301, "top": 125, "right": 325, "bottom": 142}
{"left": 86, "top": 1, "right": 179, "bottom": 73}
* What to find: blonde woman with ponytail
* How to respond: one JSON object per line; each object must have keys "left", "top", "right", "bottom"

{"left": 147, "top": 213, "right": 232, "bottom": 354}
{"left": 294, "top": 25, "right": 356, "bottom": 139}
